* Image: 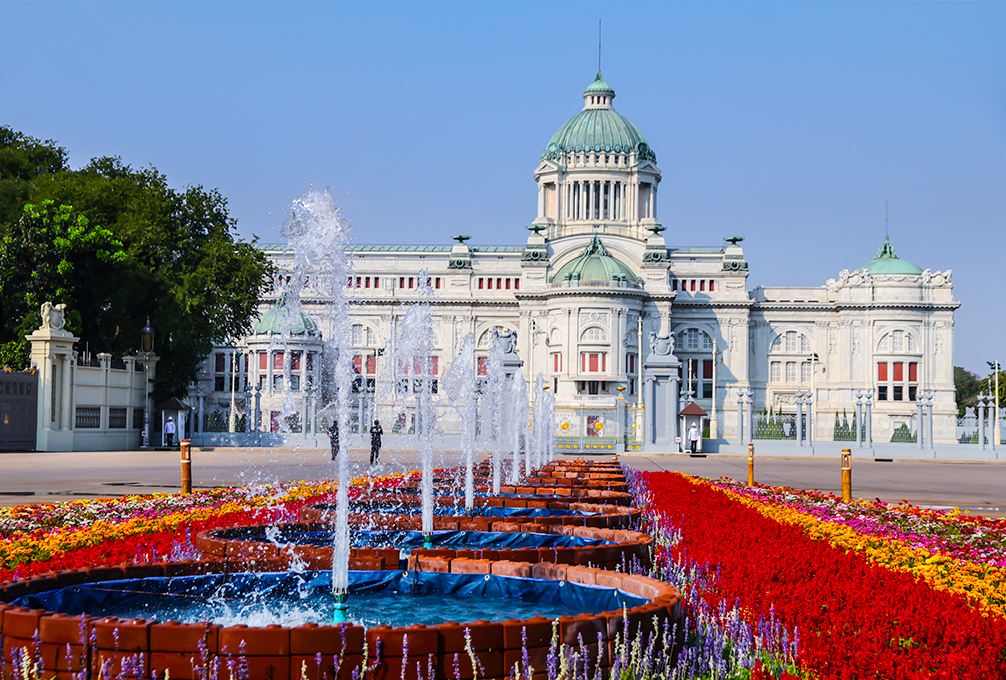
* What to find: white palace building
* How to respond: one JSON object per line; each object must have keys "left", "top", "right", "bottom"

{"left": 191, "top": 73, "right": 959, "bottom": 451}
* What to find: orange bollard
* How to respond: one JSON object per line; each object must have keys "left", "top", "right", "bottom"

{"left": 180, "top": 439, "right": 192, "bottom": 494}
{"left": 841, "top": 449, "right": 852, "bottom": 501}
{"left": 747, "top": 443, "right": 755, "bottom": 486}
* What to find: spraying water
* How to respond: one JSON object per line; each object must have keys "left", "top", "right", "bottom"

{"left": 388, "top": 271, "right": 437, "bottom": 540}
{"left": 445, "top": 333, "right": 477, "bottom": 510}
{"left": 529, "top": 373, "right": 545, "bottom": 473}
{"left": 536, "top": 379, "right": 556, "bottom": 466}
{"left": 508, "top": 369, "right": 527, "bottom": 484}
{"left": 485, "top": 335, "right": 506, "bottom": 494}
{"left": 280, "top": 188, "right": 354, "bottom": 620}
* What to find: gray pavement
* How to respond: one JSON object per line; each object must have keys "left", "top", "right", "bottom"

{"left": 0, "top": 447, "right": 1004, "bottom": 517}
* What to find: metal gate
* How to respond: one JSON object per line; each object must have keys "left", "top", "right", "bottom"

{"left": 554, "top": 405, "right": 619, "bottom": 454}
{"left": 0, "top": 369, "right": 38, "bottom": 452}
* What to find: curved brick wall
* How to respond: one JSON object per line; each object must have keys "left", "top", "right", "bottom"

{"left": 190, "top": 522, "right": 652, "bottom": 573}
{"left": 0, "top": 560, "right": 680, "bottom": 680}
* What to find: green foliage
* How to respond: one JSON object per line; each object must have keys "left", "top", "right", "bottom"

{"left": 0, "top": 127, "right": 67, "bottom": 226}
{"left": 954, "top": 366, "right": 983, "bottom": 417}
{"left": 833, "top": 408, "right": 855, "bottom": 441}
{"left": 890, "top": 423, "right": 917, "bottom": 443}
{"left": 0, "top": 129, "right": 274, "bottom": 400}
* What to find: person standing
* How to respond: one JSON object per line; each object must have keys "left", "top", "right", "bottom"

{"left": 327, "top": 419, "right": 340, "bottom": 460}
{"left": 688, "top": 423, "right": 699, "bottom": 454}
{"left": 164, "top": 417, "right": 176, "bottom": 447}
{"left": 370, "top": 419, "right": 383, "bottom": 464}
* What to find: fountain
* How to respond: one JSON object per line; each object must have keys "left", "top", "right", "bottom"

{"left": 444, "top": 333, "right": 477, "bottom": 510}
{"left": 485, "top": 335, "right": 506, "bottom": 495}
{"left": 277, "top": 189, "right": 356, "bottom": 621}
{"left": 509, "top": 368, "right": 528, "bottom": 485}
{"left": 0, "top": 187, "right": 681, "bottom": 679}
{"left": 386, "top": 270, "right": 438, "bottom": 545}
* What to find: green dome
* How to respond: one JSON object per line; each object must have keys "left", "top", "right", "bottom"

{"left": 583, "top": 72, "right": 614, "bottom": 94}
{"left": 550, "top": 236, "right": 639, "bottom": 284}
{"left": 542, "top": 73, "right": 655, "bottom": 162}
{"left": 855, "top": 237, "right": 923, "bottom": 275}
{"left": 253, "top": 302, "right": 319, "bottom": 336}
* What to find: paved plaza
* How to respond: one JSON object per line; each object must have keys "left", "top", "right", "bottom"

{"left": 0, "top": 446, "right": 1003, "bottom": 517}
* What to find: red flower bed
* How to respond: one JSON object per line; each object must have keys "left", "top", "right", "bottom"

{"left": 641, "top": 471, "right": 1006, "bottom": 679}
{"left": 0, "top": 496, "right": 329, "bottom": 581}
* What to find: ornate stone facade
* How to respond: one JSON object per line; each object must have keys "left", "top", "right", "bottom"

{"left": 196, "top": 74, "right": 960, "bottom": 443}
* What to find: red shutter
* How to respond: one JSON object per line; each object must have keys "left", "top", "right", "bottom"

{"left": 431, "top": 357, "right": 439, "bottom": 375}
{"left": 353, "top": 356, "right": 362, "bottom": 374}
{"left": 878, "top": 362, "right": 888, "bottom": 381}
{"left": 893, "top": 362, "right": 903, "bottom": 381}
{"left": 909, "top": 362, "right": 918, "bottom": 382}
{"left": 273, "top": 352, "right": 283, "bottom": 369}
{"left": 215, "top": 354, "right": 225, "bottom": 372}
{"left": 259, "top": 352, "right": 267, "bottom": 370}
{"left": 589, "top": 354, "right": 598, "bottom": 372}
{"left": 306, "top": 353, "right": 314, "bottom": 370}
{"left": 514, "top": 279, "right": 520, "bottom": 290}
{"left": 291, "top": 352, "right": 301, "bottom": 370}
{"left": 366, "top": 356, "right": 377, "bottom": 374}
{"left": 703, "top": 359, "right": 713, "bottom": 379}
{"left": 709, "top": 280, "right": 715, "bottom": 292}
{"left": 477, "top": 357, "right": 487, "bottom": 376}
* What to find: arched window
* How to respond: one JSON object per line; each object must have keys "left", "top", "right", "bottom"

{"left": 675, "top": 328, "right": 714, "bottom": 398}
{"left": 768, "top": 330, "right": 813, "bottom": 385}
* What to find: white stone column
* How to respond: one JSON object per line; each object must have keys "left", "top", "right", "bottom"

{"left": 60, "top": 353, "right": 73, "bottom": 431}
{"left": 27, "top": 323, "right": 80, "bottom": 451}
{"left": 537, "top": 184, "right": 544, "bottom": 219}
{"left": 267, "top": 351, "right": 274, "bottom": 396}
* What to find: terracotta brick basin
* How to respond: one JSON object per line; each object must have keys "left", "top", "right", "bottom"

{"left": 0, "top": 559, "right": 681, "bottom": 680}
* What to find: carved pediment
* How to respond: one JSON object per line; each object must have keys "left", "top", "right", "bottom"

{"left": 535, "top": 159, "right": 563, "bottom": 176}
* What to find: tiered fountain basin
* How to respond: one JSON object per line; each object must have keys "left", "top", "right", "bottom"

{"left": 0, "top": 559, "right": 681, "bottom": 680}
{"left": 300, "top": 499, "right": 640, "bottom": 531}
{"left": 190, "top": 523, "right": 652, "bottom": 573}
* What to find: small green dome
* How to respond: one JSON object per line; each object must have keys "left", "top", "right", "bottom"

{"left": 550, "top": 236, "right": 639, "bottom": 284}
{"left": 253, "top": 302, "right": 319, "bottom": 336}
{"left": 542, "top": 74, "right": 655, "bottom": 162}
{"left": 855, "top": 237, "right": 923, "bottom": 275}
{"left": 583, "top": 71, "right": 614, "bottom": 94}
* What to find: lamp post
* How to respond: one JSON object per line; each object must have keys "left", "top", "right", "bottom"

{"left": 141, "top": 319, "right": 154, "bottom": 449}
{"left": 807, "top": 353, "right": 822, "bottom": 440}
{"left": 989, "top": 361, "right": 1001, "bottom": 446}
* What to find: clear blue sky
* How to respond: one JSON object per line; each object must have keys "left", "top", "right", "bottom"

{"left": 1, "top": 1, "right": 1003, "bottom": 376}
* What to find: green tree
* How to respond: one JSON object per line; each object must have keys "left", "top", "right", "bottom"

{"left": 0, "top": 127, "right": 67, "bottom": 226}
{"left": 0, "top": 200, "right": 129, "bottom": 366}
{"left": 954, "top": 366, "right": 982, "bottom": 417}
{"left": 0, "top": 129, "right": 274, "bottom": 401}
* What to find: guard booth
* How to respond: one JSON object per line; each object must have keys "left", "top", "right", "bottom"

{"left": 157, "top": 397, "right": 190, "bottom": 449}
{"left": 0, "top": 369, "right": 39, "bottom": 452}
{"left": 679, "top": 401, "right": 708, "bottom": 454}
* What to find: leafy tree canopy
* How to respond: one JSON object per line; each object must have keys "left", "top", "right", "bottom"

{"left": 0, "top": 126, "right": 274, "bottom": 401}
{"left": 954, "top": 366, "right": 982, "bottom": 417}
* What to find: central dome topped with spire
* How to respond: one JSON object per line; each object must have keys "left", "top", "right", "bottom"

{"left": 541, "top": 73, "right": 655, "bottom": 162}
{"left": 550, "top": 235, "right": 639, "bottom": 284}
{"left": 855, "top": 237, "right": 923, "bottom": 275}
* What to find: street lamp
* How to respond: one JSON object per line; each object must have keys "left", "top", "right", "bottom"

{"left": 988, "top": 361, "right": 1001, "bottom": 446}
{"left": 141, "top": 319, "right": 154, "bottom": 449}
